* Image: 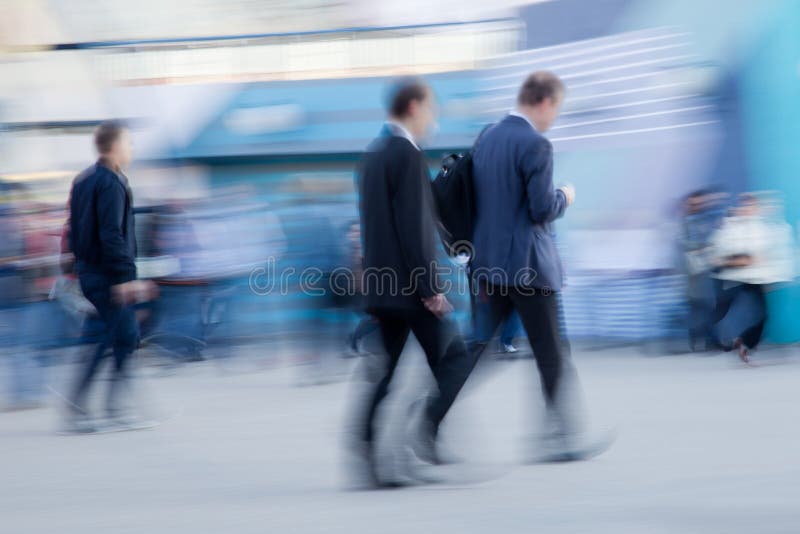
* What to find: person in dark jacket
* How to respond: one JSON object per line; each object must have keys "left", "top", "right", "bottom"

{"left": 468, "top": 72, "right": 609, "bottom": 462}
{"left": 64, "top": 121, "right": 154, "bottom": 433}
{"left": 352, "top": 78, "right": 473, "bottom": 487}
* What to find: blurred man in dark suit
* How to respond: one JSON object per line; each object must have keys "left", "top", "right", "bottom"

{"left": 469, "top": 71, "right": 609, "bottom": 462}
{"left": 353, "top": 78, "right": 473, "bottom": 487}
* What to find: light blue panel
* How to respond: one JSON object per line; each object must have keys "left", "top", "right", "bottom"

{"left": 738, "top": 1, "right": 800, "bottom": 343}
{"left": 178, "top": 74, "right": 482, "bottom": 158}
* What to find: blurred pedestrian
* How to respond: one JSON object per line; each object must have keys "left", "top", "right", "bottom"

{"left": 148, "top": 203, "right": 206, "bottom": 362}
{"left": 709, "top": 193, "right": 794, "bottom": 362}
{"left": 352, "top": 78, "right": 473, "bottom": 487}
{"left": 63, "top": 121, "right": 156, "bottom": 432}
{"left": 498, "top": 310, "right": 523, "bottom": 356}
{"left": 472, "top": 305, "right": 525, "bottom": 357}
{"left": 15, "top": 205, "right": 67, "bottom": 409}
{"left": 0, "top": 184, "right": 33, "bottom": 410}
{"left": 467, "top": 71, "right": 609, "bottom": 462}
{"left": 682, "top": 189, "right": 726, "bottom": 351}
{"left": 342, "top": 221, "right": 378, "bottom": 356}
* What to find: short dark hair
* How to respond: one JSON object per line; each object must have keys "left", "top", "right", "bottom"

{"left": 387, "top": 78, "right": 430, "bottom": 118}
{"left": 738, "top": 192, "right": 758, "bottom": 205}
{"left": 517, "top": 71, "right": 565, "bottom": 106}
{"left": 94, "top": 120, "right": 127, "bottom": 154}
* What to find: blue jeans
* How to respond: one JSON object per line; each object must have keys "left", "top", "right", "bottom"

{"left": 500, "top": 311, "right": 522, "bottom": 346}
{"left": 473, "top": 298, "right": 523, "bottom": 346}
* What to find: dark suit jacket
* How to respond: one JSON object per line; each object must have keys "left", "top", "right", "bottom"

{"left": 358, "top": 125, "right": 440, "bottom": 311}
{"left": 69, "top": 160, "right": 137, "bottom": 285}
{"left": 471, "top": 114, "right": 567, "bottom": 291}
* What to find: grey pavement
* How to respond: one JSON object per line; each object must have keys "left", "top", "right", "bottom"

{"left": 2, "top": 344, "right": 800, "bottom": 533}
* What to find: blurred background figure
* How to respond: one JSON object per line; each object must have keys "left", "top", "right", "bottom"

{"left": 141, "top": 201, "right": 206, "bottom": 363}
{"left": 342, "top": 220, "right": 380, "bottom": 357}
{"left": 708, "top": 193, "right": 794, "bottom": 362}
{"left": 290, "top": 200, "right": 348, "bottom": 385}
{"left": 15, "top": 202, "right": 66, "bottom": 409}
{"left": 0, "top": 184, "right": 28, "bottom": 410}
{"left": 682, "top": 188, "right": 727, "bottom": 352}
{"left": 0, "top": 184, "right": 39, "bottom": 410}
{"left": 497, "top": 311, "right": 525, "bottom": 357}
{"left": 0, "top": 183, "right": 65, "bottom": 411}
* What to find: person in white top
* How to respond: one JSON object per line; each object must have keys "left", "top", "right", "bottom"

{"left": 709, "top": 193, "right": 794, "bottom": 362}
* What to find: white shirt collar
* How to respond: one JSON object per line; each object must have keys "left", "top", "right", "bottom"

{"left": 509, "top": 110, "right": 538, "bottom": 132}
{"left": 386, "top": 120, "right": 420, "bottom": 150}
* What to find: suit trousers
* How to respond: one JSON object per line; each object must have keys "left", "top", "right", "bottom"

{"left": 472, "top": 282, "right": 569, "bottom": 410}
{"left": 362, "top": 307, "right": 475, "bottom": 444}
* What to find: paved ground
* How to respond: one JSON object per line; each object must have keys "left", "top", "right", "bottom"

{"left": 3, "top": 343, "right": 800, "bottom": 533}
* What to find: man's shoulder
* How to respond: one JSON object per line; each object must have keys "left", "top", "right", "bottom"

{"left": 480, "top": 118, "right": 549, "bottom": 156}
{"left": 72, "top": 164, "right": 97, "bottom": 185}
{"left": 365, "top": 135, "right": 419, "bottom": 164}
{"left": 70, "top": 165, "right": 98, "bottom": 198}
{"left": 513, "top": 125, "right": 550, "bottom": 157}
{"left": 383, "top": 135, "right": 419, "bottom": 158}
{"left": 73, "top": 163, "right": 118, "bottom": 186}
{"left": 488, "top": 117, "right": 543, "bottom": 142}
{"left": 71, "top": 164, "right": 125, "bottom": 202}
{"left": 531, "top": 130, "right": 551, "bottom": 152}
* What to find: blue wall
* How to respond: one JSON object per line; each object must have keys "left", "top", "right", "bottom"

{"left": 175, "top": 73, "right": 482, "bottom": 159}
{"left": 739, "top": 1, "right": 800, "bottom": 343}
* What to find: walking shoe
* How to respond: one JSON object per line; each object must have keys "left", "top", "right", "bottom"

{"left": 343, "top": 337, "right": 363, "bottom": 358}
{"left": 409, "top": 422, "right": 441, "bottom": 465}
{"left": 406, "top": 398, "right": 461, "bottom": 465}
{"left": 59, "top": 414, "right": 97, "bottom": 434}
{"left": 528, "top": 430, "right": 615, "bottom": 464}
{"left": 733, "top": 337, "right": 750, "bottom": 363}
{"left": 346, "top": 439, "right": 415, "bottom": 490}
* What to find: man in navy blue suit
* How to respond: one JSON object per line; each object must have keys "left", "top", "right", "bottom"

{"left": 469, "top": 71, "right": 608, "bottom": 462}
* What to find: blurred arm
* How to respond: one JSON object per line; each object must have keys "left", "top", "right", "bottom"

{"left": 391, "top": 149, "right": 437, "bottom": 299}
{"left": 96, "top": 179, "right": 136, "bottom": 284}
{"left": 522, "top": 139, "right": 567, "bottom": 224}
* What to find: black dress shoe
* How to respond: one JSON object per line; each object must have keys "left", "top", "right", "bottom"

{"left": 407, "top": 399, "right": 468, "bottom": 466}
{"left": 347, "top": 438, "right": 419, "bottom": 490}
{"left": 409, "top": 425, "right": 441, "bottom": 465}
{"left": 406, "top": 398, "right": 450, "bottom": 465}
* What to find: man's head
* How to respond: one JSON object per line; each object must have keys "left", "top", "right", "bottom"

{"left": 736, "top": 193, "right": 760, "bottom": 217}
{"left": 387, "top": 77, "right": 436, "bottom": 140}
{"left": 94, "top": 120, "right": 132, "bottom": 169}
{"left": 516, "top": 71, "right": 565, "bottom": 132}
{"left": 686, "top": 188, "right": 714, "bottom": 214}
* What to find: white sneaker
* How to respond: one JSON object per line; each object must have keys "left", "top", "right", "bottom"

{"left": 502, "top": 343, "right": 519, "bottom": 354}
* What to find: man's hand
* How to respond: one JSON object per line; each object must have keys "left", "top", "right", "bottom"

{"left": 559, "top": 184, "right": 576, "bottom": 207}
{"left": 422, "top": 294, "right": 454, "bottom": 319}
{"left": 725, "top": 254, "right": 754, "bottom": 268}
{"left": 112, "top": 280, "right": 158, "bottom": 305}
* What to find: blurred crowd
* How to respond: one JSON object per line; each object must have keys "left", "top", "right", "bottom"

{"left": 1, "top": 163, "right": 795, "bottom": 412}
{"left": 0, "top": 177, "right": 370, "bottom": 410}
{"left": 681, "top": 190, "right": 794, "bottom": 361}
